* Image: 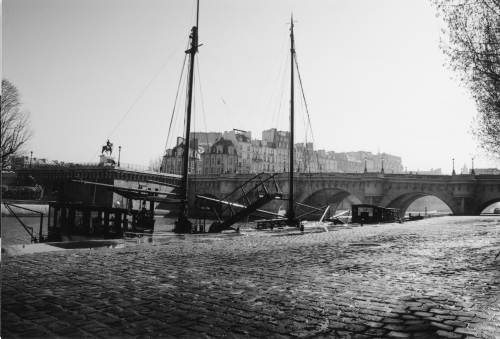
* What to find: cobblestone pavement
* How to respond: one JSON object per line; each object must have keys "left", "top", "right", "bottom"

{"left": 2, "top": 216, "right": 500, "bottom": 339}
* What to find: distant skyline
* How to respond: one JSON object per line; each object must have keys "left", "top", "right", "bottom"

{"left": 3, "top": 0, "right": 496, "bottom": 174}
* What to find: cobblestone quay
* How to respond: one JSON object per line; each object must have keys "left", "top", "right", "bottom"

{"left": 2, "top": 216, "right": 500, "bottom": 338}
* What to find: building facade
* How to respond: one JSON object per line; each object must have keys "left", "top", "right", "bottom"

{"left": 140, "top": 129, "right": 407, "bottom": 176}
{"left": 162, "top": 137, "right": 201, "bottom": 175}
{"left": 222, "top": 129, "right": 253, "bottom": 174}
{"left": 201, "top": 137, "right": 238, "bottom": 174}
{"left": 335, "top": 151, "right": 403, "bottom": 173}
{"left": 189, "top": 132, "right": 222, "bottom": 148}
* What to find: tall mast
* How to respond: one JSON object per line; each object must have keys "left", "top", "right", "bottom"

{"left": 288, "top": 15, "right": 296, "bottom": 223}
{"left": 176, "top": 0, "right": 200, "bottom": 231}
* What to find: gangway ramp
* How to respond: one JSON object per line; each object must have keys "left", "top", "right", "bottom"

{"left": 197, "top": 172, "right": 283, "bottom": 232}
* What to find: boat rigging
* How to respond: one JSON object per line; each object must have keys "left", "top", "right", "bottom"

{"left": 287, "top": 15, "right": 300, "bottom": 228}
{"left": 60, "top": 5, "right": 329, "bottom": 239}
{"left": 175, "top": 0, "right": 201, "bottom": 233}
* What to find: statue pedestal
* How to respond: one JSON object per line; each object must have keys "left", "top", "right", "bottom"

{"left": 100, "top": 155, "right": 116, "bottom": 165}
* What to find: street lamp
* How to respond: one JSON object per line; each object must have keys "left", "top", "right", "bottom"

{"left": 30, "top": 151, "right": 33, "bottom": 168}
{"left": 471, "top": 156, "right": 475, "bottom": 175}
{"left": 364, "top": 157, "right": 367, "bottom": 173}
{"left": 452, "top": 158, "right": 456, "bottom": 175}
{"left": 118, "top": 146, "right": 121, "bottom": 167}
{"left": 381, "top": 157, "right": 384, "bottom": 173}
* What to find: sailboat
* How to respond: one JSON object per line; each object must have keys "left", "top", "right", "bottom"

{"left": 68, "top": 0, "right": 285, "bottom": 235}
{"left": 286, "top": 17, "right": 332, "bottom": 230}
{"left": 59, "top": 2, "right": 205, "bottom": 237}
{"left": 196, "top": 16, "right": 330, "bottom": 233}
{"left": 60, "top": 6, "right": 327, "bottom": 238}
{"left": 172, "top": 0, "right": 200, "bottom": 234}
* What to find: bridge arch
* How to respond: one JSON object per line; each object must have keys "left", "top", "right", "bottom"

{"left": 380, "top": 192, "right": 459, "bottom": 216}
{"left": 474, "top": 198, "right": 500, "bottom": 215}
{"left": 298, "top": 188, "right": 363, "bottom": 217}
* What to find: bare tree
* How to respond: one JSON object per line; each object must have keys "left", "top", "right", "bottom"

{"left": 432, "top": 0, "right": 500, "bottom": 160}
{"left": 1, "top": 79, "right": 35, "bottom": 169}
{"left": 148, "top": 155, "right": 163, "bottom": 172}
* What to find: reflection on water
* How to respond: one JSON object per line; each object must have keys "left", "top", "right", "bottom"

{"left": 154, "top": 216, "right": 220, "bottom": 232}
{"left": 1, "top": 215, "right": 230, "bottom": 247}
{"left": 48, "top": 240, "right": 127, "bottom": 250}
{"left": 125, "top": 230, "right": 246, "bottom": 245}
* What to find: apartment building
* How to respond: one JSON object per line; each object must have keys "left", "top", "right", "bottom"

{"left": 163, "top": 129, "right": 405, "bottom": 175}
{"left": 162, "top": 137, "right": 201, "bottom": 175}
{"left": 222, "top": 129, "right": 253, "bottom": 173}
{"left": 200, "top": 137, "right": 238, "bottom": 174}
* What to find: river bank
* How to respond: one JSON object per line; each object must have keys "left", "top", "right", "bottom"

{"left": 2, "top": 216, "right": 500, "bottom": 339}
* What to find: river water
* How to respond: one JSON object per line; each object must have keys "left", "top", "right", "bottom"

{"left": 1, "top": 215, "right": 223, "bottom": 247}
{"left": 3, "top": 213, "right": 498, "bottom": 248}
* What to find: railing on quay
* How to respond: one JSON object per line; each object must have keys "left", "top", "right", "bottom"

{"left": 15, "top": 162, "right": 181, "bottom": 178}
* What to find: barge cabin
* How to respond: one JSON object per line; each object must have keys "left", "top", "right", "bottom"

{"left": 351, "top": 204, "right": 400, "bottom": 224}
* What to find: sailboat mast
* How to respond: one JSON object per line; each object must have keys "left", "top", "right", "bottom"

{"left": 288, "top": 16, "right": 296, "bottom": 222}
{"left": 179, "top": 0, "right": 199, "bottom": 222}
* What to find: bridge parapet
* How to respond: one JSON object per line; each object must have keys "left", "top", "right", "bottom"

{"left": 361, "top": 175, "right": 385, "bottom": 203}
{"left": 450, "top": 174, "right": 476, "bottom": 198}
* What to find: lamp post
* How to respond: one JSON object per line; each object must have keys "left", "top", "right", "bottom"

{"left": 30, "top": 151, "right": 33, "bottom": 168}
{"left": 364, "top": 157, "right": 367, "bottom": 173}
{"left": 381, "top": 157, "right": 384, "bottom": 173}
{"left": 452, "top": 158, "right": 456, "bottom": 175}
{"left": 471, "top": 156, "right": 475, "bottom": 175}
{"left": 118, "top": 146, "right": 121, "bottom": 167}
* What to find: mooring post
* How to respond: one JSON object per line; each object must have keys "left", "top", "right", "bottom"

{"left": 149, "top": 201, "right": 154, "bottom": 215}
{"left": 123, "top": 210, "right": 129, "bottom": 230}
{"left": 93, "top": 209, "right": 102, "bottom": 235}
{"left": 115, "top": 210, "right": 122, "bottom": 235}
{"left": 53, "top": 207, "right": 58, "bottom": 230}
{"left": 39, "top": 213, "right": 44, "bottom": 242}
{"left": 47, "top": 206, "right": 52, "bottom": 236}
{"left": 82, "top": 207, "right": 91, "bottom": 235}
{"left": 68, "top": 207, "right": 76, "bottom": 235}
{"left": 60, "top": 208, "right": 68, "bottom": 233}
{"left": 104, "top": 210, "right": 110, "bottom": 235}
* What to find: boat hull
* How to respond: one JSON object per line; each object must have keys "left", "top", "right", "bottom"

{"left": 60, "top": 234, "right": 105, "bottom": 242}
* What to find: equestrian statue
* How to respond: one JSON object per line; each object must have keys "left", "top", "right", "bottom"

{"left": 102, "top": 140, "right": 113, "bottom": 156}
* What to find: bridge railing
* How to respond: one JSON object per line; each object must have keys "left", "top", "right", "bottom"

{"left": 19, "top": 161, "right": 156, "bottom": 172}
{"left": 16, "top": 162, "right": 181, "bottom": 178}
{"left": 20, "top": 162, "right": 102, "bottom": 168}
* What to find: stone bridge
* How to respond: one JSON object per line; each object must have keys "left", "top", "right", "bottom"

{"left": 15, "top": 166, "right": 500, "bottom": 216}
{"left": 189, "top": 172, "right": 500, "bottom": 216}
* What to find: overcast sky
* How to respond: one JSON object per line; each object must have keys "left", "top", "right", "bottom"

{"left": 3, "top": 0, "right": 494, "bottom": 174}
